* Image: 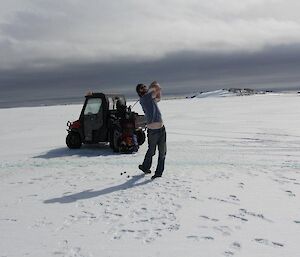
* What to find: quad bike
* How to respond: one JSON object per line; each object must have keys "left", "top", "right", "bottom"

{"left": 66, "top": 92, "right": 146, "bottom": 153}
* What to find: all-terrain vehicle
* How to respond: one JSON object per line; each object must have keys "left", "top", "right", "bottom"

{"left": 66, "top": 92, "right": 146, "bottom": 153}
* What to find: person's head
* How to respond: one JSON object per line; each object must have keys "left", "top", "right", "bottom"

{"left": 136, "top": 83, "right": 148, "bottom": 97}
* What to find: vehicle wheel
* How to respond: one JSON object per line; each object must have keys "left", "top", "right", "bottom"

{"left": 110, "top": 127, "right": 121, "bottom": 152}
{"left": 66, "top": 132, "right": 82, "bottom": 149}
{"left": 135, "top": 130, "right": 146, "bottom": 145}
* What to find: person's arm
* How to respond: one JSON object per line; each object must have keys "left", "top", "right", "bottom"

{"left": 149, "top": 83, "right": 161, "bottom": 101}
{"left": 155, "top": 89, "right": 161, "bottom": 102}
{"left": 145, "top": 88, "right": 156, "bottom": 99}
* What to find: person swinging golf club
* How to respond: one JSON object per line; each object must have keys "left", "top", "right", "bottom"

{"left": 136, "top": 81, "right": 167, "bottom": 180}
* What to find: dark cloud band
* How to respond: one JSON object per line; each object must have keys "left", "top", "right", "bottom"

{"left": 1, "top": 43, "right": 300, "bottom": 107}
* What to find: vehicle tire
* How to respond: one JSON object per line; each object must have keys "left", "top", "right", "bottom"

{"left": 66, "top": 132, "right": 82, "bottom": 149}
{"left": 135, "top": 130, "right": 146, "bottom": 145}
{"left": 110, "top": 127, "right": 121, "bottom": 152}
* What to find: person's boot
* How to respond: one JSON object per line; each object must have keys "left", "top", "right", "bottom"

{"left": 138, "top": 165, "right": 151, "bottom": 174}
{"left": 151, "top": 174, "right": 162, "bottom": 180}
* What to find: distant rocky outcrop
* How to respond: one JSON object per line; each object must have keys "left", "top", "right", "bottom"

{"left": 227, "top": 88, "right": 265, "bottom": 96}
{"left": 186, "top": 88, "right": 265, "bottom": 98}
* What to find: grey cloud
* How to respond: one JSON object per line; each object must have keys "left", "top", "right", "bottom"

{"left": 1, "top": 0, "right": 300, "bottom": 70}
{"left": 1, "top": 43, "right": 300, "bottom": 98}
{"left": 1, "top": 11, "right": 72, "bottom": 41}
{"left": 0, "top": 0, "right": 300, "bottom": 107}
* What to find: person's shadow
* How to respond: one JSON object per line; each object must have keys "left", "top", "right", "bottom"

{"left": 44, "top": 174, "right": 151, "bottom": 204}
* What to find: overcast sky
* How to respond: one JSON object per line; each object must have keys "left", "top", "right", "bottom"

{"left": 1, "top": 0, "right": 300, "bottom": 103}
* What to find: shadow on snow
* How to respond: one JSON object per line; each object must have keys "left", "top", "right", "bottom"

{"left": 44, "top": 174, "right": 151, "bottom": 204}
{"left": 33, "top": 144, "right": 119, "bottom": 159}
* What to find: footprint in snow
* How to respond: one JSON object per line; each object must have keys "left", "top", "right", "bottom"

{"left": 167, "top": 223, "right": 180, "bottom": 231}
{"left": 254, "top": 238, "right": 284, "bottom": 248}
{"left": 186, "top": 235, "right": 214, "bottom": 241}
{"left": 31, "top": 177, "right": 42, "bottom": 181}
{"left": 229, "top": 209, "right": 271, "bottom": 223}
{"left": 199, "top": 215, "right": 219, "bottom": 222}
{"left": 200, "top": 215, "right": 209, "bottom": 220}
{"left": 186, "top": 235, "right": 199, "bottom": 241}
{"left": 213, "top": 226, "right": 232, "bottom": 236}
{"left": 208, "top": 197, "right": 239, "bottom": 205}
{"left": 239, "top": 208, "right": 272, "bottom": 222}
{"left": 230, "top": 241, "right": 241, "bottom": 250}
{"left": 202, "top": 236, "right": 214, "bottom": 240}
{"left": 54, "top": 241, "right": 88, "bottom": 257}
{"left": 228, "top": 195, "right": 240, "bottom": 202}
{"left": 228, "top": 214, "right": 248, "bottom": 222}
{"left": 121, "top": 229, "right": 135, "bottom": 233}
{"left": 223, "top": 251, "right": 234, "bottom": 256}
{"left": 285, "top": 190, "right": 296, "bottom": 197}
{"left": 0, "top": 218, "right": 17, "bottom": 222}
{"left": 238, "top": 182, "right": 244, "bottom": 189}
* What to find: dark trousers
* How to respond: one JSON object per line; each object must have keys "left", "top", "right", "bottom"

{"left": 142, "top": 126, "right": 167, "bottom": 176}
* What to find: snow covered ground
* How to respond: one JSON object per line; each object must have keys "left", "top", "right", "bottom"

{"left": 1, "top": 94, "right": 300, "bottom": 257}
